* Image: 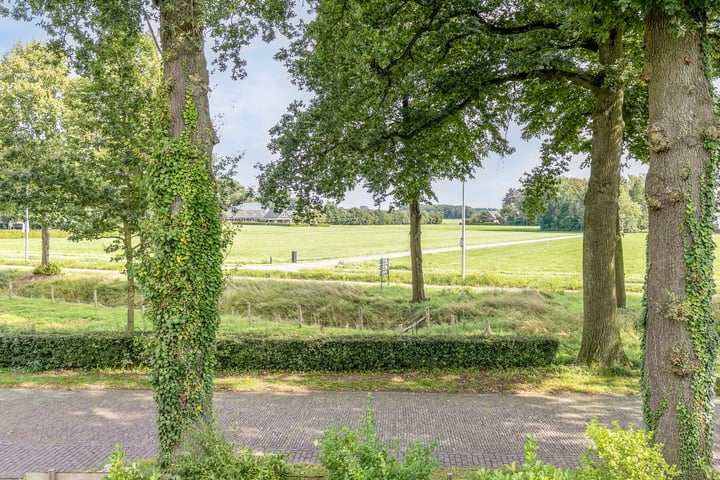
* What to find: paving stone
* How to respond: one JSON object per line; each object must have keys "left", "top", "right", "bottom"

{"left": 1, "top": 389, "right": 719, "bottom": 479}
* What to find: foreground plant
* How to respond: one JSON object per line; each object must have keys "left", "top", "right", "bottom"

{"left": 318, "top": 394, "right": 440, "bottom": 480}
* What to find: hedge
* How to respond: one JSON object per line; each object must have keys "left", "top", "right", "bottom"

{"left": 0, "top": 333, "right": 559, "bottom": 372}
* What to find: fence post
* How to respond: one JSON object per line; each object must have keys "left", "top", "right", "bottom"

{"left": 50, "top": 285, "right": 55, "bottom": 303}
{"left": 8, "top": 281, "right": 12, "bottom": 299}
{"left": 483, "top": 318, "right": 492, "bottom": 336}
{"left": 247, "top": 302, "right": 252, "bottom": 324}
{"left": 297, "top": 304, "right": 303, "bottom": 328}
{"left": 425, "top": 307, "right": 430, "bottom": 326}
{"left": 93, "top": 289, "right": 98, "bottom": 308}
{"left": 451, "top": 314, "right": 457, "bottom": 336}
{"left": 359, "top": 307, "right": 363, "bottom": 330}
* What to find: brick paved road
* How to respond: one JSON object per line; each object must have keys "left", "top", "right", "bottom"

{"left": 1, "top": 389, "right": 718, "bottom": 478}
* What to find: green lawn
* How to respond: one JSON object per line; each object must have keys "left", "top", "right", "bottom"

{"left": 225, "top": 224, "right": 575, "bottom": 264}
{"left": 0, "top": 224, "right": 575, "bottom": 269}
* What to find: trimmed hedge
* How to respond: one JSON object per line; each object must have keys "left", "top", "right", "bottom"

{"left": 0, "top": 333, "right": 558, "bottom": 372}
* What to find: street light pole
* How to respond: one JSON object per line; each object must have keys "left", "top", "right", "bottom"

{"left": 461, "top": 181, "right": 466, "bottom": 279}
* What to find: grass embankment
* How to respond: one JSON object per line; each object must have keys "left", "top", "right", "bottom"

{"left": 0, "top": 273, "right": 643, "bottom": 394}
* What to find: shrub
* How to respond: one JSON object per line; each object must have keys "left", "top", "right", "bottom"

{"left": 32, "top": 263, "right": 62, "bottom": 276}
{"left": 0, "top": 333, "right": 148, "bottom": 371}
{"left": 475, "top": 421, "right": 680, "bottom": 480}
{"left": 0, "top": 333, "right": 558, "bottom": 372}
{"left": 169, "top": 418, "right": 291, "bottom": 480}
{"left": 103, "top": 445, "right": 159, "bottom": 480}
{"left": 475, "top": 435, "right": 574, "bottom": 479}
{"left": 318, "top": 395, "right": 441, "bottom": 480}
{"left": 215, "top": 335, "right": 559, "bottom": 371}
{"left": 576, "top": 419, "right": 679, "bottom": 480}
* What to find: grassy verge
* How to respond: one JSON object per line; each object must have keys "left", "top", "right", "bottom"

{"left": 0, "top": 265, "right": 649, "bottom": 395}
{"left": 0, "top": 365, "right": 640, "bottom": 394}
{"left": 0, "top": 278, "right": 645, "bottom": 364}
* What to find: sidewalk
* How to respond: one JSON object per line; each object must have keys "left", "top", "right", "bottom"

{"left": 4, "top": 389, "right": 714, "bottom": 478}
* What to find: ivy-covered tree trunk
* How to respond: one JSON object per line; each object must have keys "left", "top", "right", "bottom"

{"left": 409, "top": 199, "right": 426, "bottom": 303}
{"left": 142, "top": 0, "right": 223, "bottom": 465}
{"left": 642, "top": 7, "right": 718, "bottom": 477}
{"left": 577, "top": 28, "right": 628, "bottom": 368}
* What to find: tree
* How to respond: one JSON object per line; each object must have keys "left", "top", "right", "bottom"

{"left": 260, "top": 0, "right": 517, "bottom": 302}
{"left": 62, "top": 34, "right": 163, "bottom": 334}
{"left": 501, "top": 188, "right": 532, "bottom": 226}
{"left": 3, "top": 0, "right": 296, "bottom": 465}
{"left": 507, "top": 1, "right": 649, "bottom": 368}
{"left": 0, "top": 41, "right": 71, "bottom": 267}
{"left": 536, "top": 178, "right": 587, "bottom": 231}
{"left": 639, "top": 3, "right": 719, "bottom": 476}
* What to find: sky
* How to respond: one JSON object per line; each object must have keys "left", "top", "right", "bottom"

{"left": 0, "top": 14, "right": 646, "bottom": 210}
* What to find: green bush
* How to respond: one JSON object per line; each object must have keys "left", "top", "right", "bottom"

{"left": 216, "top": 335, "right": 559, "bottom": 371}
{"left": 475, "top": 421, "right": 680, "bottom": 480}
{"left": 319, "top": 395, "right": 440, "bottom": 480}
{"left": 0, "top": 333, "right": 558, "bottom": 372}
{"left": 103, "top": 445, "right": 159, "bottom": 480}
{"left": 476, "top": 435, "right": 574, "bottom": 479}
{"left": 32, "top": 263, "right": 62, "bottom": 276}
{"left": 169, "top": 418, "right": 291, "bottom": 480}
{"left": 0, "top": 333, "right": 147, "bottom": 371}
{"left": 577, "top": 419, "right": 679, "bottom": 480}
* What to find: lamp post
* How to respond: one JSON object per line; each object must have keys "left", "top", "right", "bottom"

{"left": 461, "top": 181, "right": 466, "bottom": 279}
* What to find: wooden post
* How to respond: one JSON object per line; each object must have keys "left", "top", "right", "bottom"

{"left": 359, "top": 307, "right": 364, "bottom": 330}
{"left": 50, "top": 285, "right": 55, "bottom": 303}
{"left": 451, "top": 314, "right": 457, "bottom": 336}
{"left": 425, "top": 307, "right": 430, "bottom": 326}
{"left": 297, "top": 304, "right": 303, "bottom": 328}
{"left": 8, "top": 281, "right": 12, "bottom": 298}
{"left": 93, "top": 289, "right": 98, "bottom": 308}
{"left": 483, "top": 318, "right": 492, "bottom": 336}
{"left": 247, "top": 302, "right": 252, "bottom": 323}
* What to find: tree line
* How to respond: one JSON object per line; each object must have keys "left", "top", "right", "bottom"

{"left": 500, "top": 175, "right": 648, "bottom": 232}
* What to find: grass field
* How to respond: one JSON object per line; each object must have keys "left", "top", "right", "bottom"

{"left": 0, "top": 224, "right": 574, "bottom": 269}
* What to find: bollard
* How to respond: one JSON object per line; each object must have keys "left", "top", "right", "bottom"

{"left": 291, "top": 250, "right": 297, "bottom": 263}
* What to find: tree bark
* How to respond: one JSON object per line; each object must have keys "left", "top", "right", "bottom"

{"left": 615, "top": 211, "right": 626, "bottom": 309}
{"left": 41, "top": 223, "right": 50, "bottom": 267}
{"left": 150, "top": 0, "right": 222, "bottom": 464}
{"left": 577, "top": 27, "right": 628, "bottom": 368}
{"left": 123, "top": 218, "right": 134, "bottom": 334}
{"left": 643, "top": 7, "right": 717, "bottom": 477}
{"left": 409, "top": 199, "right": 426, "bottom": 303}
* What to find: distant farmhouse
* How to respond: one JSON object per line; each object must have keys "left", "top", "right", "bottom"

{"left": 225, "top": 202, "right": 293, "bottom": 224}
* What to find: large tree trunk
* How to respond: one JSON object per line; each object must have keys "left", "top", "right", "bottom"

{"left": 123, "top": 218, "right": 135, "bottom": 334}
{"left": 577, "top": 28, "right": 627, "bottom": 368}
{"left": 643, "top": 8, "right": 717, "bottom": 477}
{"left": 147, "top": 0, "right": 223, "bottom": 464}
{"left": 615, "top": 211, "right": 626, "bottom": 309}
{"left": 409, "top": 199, "right": 426, "bottom": 303}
